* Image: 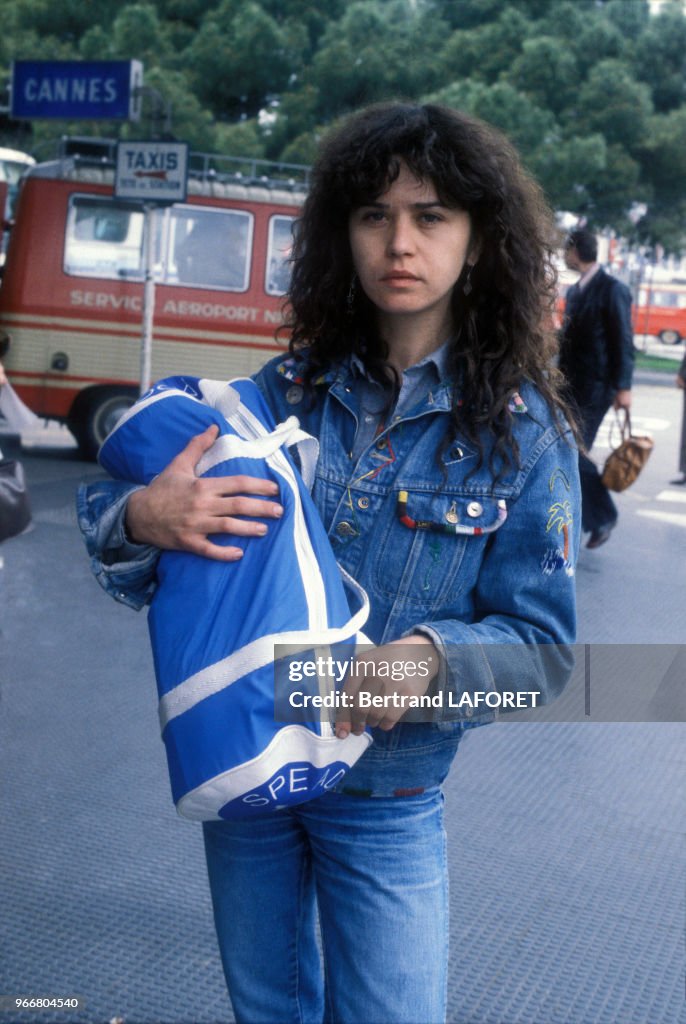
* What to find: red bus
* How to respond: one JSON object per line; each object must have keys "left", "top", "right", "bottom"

{"left": 0, "top": 139, "right": 307, "bottom": 457}
{"left": 634, "top": 282, "right": 686, "bottom": 345}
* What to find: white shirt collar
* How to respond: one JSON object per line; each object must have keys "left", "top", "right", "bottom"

{"left": 578, "top": 263, "right": 601, "bottom": 290}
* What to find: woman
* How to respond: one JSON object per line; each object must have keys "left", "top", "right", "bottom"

{"left": 79, "top": 102, "right": 579, "bottom": 1024}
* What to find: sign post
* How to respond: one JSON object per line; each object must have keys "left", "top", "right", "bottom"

{"left": 140, "top": 205, "right": 156, "bottom": 396}
{"left": 114, "top": 141, "right": 189, "bottom": 394}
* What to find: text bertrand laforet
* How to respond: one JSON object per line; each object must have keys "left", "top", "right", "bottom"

{"left": 284, "top": 656, "right": 540, "bottom": 710}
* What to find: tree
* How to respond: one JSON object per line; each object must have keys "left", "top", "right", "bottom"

{"left": 635, "top": 200, "right": 686, "bottom": 254}
{"left": 214, "top": 118, "right": 266, "bottom": 159}
{"left": 6, "top": 0, "right": 119, "bottom": 42}
{"left": 78, "top": 26, "right": 112, "bottom": 60}
{"left": 576, "top": 59, "right": 653, "bottom": 153}
{"left": 428, "top": 0, "right": 510, "bottom": 30}
{"left": 259, "top": 0, "right": 348, "bottom": 55}
{"left": 634, "top": 5, "right": 686, "bottom": 112}
{"left": 509, "top": 36, "right": 579, "bottom": 115}
{"left": 585, "top": 143, "right": 644, "bottom": 230}
{"left": 575, "top": 23, "right": 625, "bottom": 78}
{"left": 309, "top": 1, "right": 447, "bottom": 120}
{"left": 279, "top": 128, "right": 324, "bottom": 166}
{"left": 428, "top": 80, "right": 556, "bottom": 160}
{"left": 438, "top": 7, "right": 531, "bottom": 85}
{"left": 0, "top": 0, "right": 683, "bottom": 247}
{"left": 635, "top": 106, "right": 686, "bottom": 250}
{"left": 184, "top": 0, "right": 304, "bottom": 118}
{"left": 138, "top": 66, "right": 217, "bottom": 150}
{"left": 532, "top": 134, "right": 608, "bottom": 215}
{"left": 638, "top": 107, "right": 686, "bottom": 204}
{"left": 110, "top": 4, "right": 174, "bottom": 65}
{"left": 154, "top": 0, "right": 219, "bottom": 26}
{"left": 603, "top": 0, "right": 650, "bottom": 41}
{"left": 260, "top": 85, "right": 320, "bottom": 160}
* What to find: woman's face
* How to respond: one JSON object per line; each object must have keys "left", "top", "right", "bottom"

{"left": 348, "top": 160, "right": 475, "bottom": 339}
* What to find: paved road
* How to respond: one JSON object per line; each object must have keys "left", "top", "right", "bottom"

{"left": 0, "top": 376, "right": 683, "bottom": 1024}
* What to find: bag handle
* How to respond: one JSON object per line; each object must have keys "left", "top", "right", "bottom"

{"left": 608, "top": 407, "right": 631, "bottom": 451}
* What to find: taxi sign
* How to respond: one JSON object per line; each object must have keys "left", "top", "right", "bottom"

{"left": 115, "top": 141, "right": 189, "bottom": 204}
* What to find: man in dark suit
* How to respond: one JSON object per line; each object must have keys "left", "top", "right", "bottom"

{"left": 559, "top": 228, "right": 634, "bottom": 549}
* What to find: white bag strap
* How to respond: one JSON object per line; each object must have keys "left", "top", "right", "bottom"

{"left": 283, "top": 426, "right": 318, "bottom": 491}
{"left": 201, "top": 378, "right": 320, "bottom": 490}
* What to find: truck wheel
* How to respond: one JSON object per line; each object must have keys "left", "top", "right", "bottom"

{"left": 658, "top": 329, "right": 681, "bottom": 345}
{"left": 68, "top": 386, "right": 138, "bottom": 460}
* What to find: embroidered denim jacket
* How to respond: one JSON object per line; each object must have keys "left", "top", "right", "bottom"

{"left": 77, "top": 354, "right": 580, "bottom": 798}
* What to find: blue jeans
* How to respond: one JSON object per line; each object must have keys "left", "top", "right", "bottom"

{"left": 203, "top": 787, "right": 448, "bottom": 1024}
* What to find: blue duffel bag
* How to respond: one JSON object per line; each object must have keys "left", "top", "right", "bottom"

{"left": 99, "top": 375, "right": 371, "bottom": 820}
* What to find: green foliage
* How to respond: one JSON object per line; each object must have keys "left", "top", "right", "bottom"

{"left": 635, "top": 5, "right": 686, "bottom": 112}
{"left": 1, "top": 0, "right": 684, "bottom": 248}
{"left": 214, "top": 118, "right": 265, "bottom": 159}
{"left": 279, "top": 129, "right": 323, "bottom": 166}
{"left": 577, "top": 60, "right": 654, "bottom": 152}
{"left": 429, "top": 0, "right": 510, "bottom": 31}
{"left": 429, "top": 79, "right": 555, "bottom": 156}
{"left": 110, "top": 4, "right": 173, "bottom": 64}
{"left": 639, "top": 107, "right": 686, "bottom": 203}
{"left": 183, "top": 0, "right": 304, "bottom": 117}
{"left": 309, "top": 2, "right": 447, "bottom": 119}
{"left": 568, "top": 15, "right": 625, "bottom": 78}
{"left": 509, "top": 36, "right": 579, "bottom": 115}
{"left": 532, "top": 134, "right": 608, "bottom": 214}
{"left": 141, "top": 67, "right": 217, "bottom": 149}
{"left": 603, "top": 0, "right": 651, "bottom": 40}
{"left": 585, "top": 143, "right": 643, "bottom": 230}
{"left": 9, "top": 0, "right": 120, "bottom": 41}
{"left": 438, "top": 7, "right": 531, "bottom": 84}
{"left": 153, "top": 0, "right": 216, "bottom": 26}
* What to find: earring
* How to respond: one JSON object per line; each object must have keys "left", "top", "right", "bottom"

{"left": 463, "top": 264, "right": 474, "bottom": 296}
{"left": 347, "top": 274, "right": 358, "bottom": 316}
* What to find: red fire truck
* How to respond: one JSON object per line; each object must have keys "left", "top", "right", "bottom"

{"left": 0, "top": 139, "right": 308, "bottom": 457}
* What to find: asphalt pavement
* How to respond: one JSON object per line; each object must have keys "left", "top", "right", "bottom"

{"left": 0, "top": 372, "right": 684, "bottom": 1024}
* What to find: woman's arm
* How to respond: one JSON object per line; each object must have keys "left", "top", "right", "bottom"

{"left": 77, "top": 425, "right": 283, "bottom": 609}
{"left": 125, "top": 425, "right": 283, "bottom": 558}
{"left": 333, "top": 422, "right": 579, "bottom": 737}
{"left": 411, "top": 427, "right": 580, "bottom": 714}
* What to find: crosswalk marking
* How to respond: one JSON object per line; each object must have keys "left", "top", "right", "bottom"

{"left": 656, "top": 490, "right": 686, "bottom": 504}
{"left": 637, "top": 509, "right": 686, "bottom": 528}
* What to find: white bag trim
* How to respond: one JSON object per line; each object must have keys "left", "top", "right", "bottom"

{"left": 176, "top": 725, "right": 373, "bottom": 820}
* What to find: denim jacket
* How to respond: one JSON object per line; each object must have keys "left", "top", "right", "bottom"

{"left": 78, "top": 353, "right": 579, "bottom": 798}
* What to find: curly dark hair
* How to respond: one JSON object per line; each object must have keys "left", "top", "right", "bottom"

{"left": 284, "top": 101, "right": 571, "bottom": 469}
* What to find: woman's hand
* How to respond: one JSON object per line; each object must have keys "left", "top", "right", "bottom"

{"left": 335, "top": 635, "right": 440, "bottom": 738}
{"left": 125, "top": 424, "right": 283, "bottom": 561}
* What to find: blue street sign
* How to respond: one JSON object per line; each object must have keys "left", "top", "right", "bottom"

{"left": 10, "top": 61, "right": 143, "bottom": 120}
